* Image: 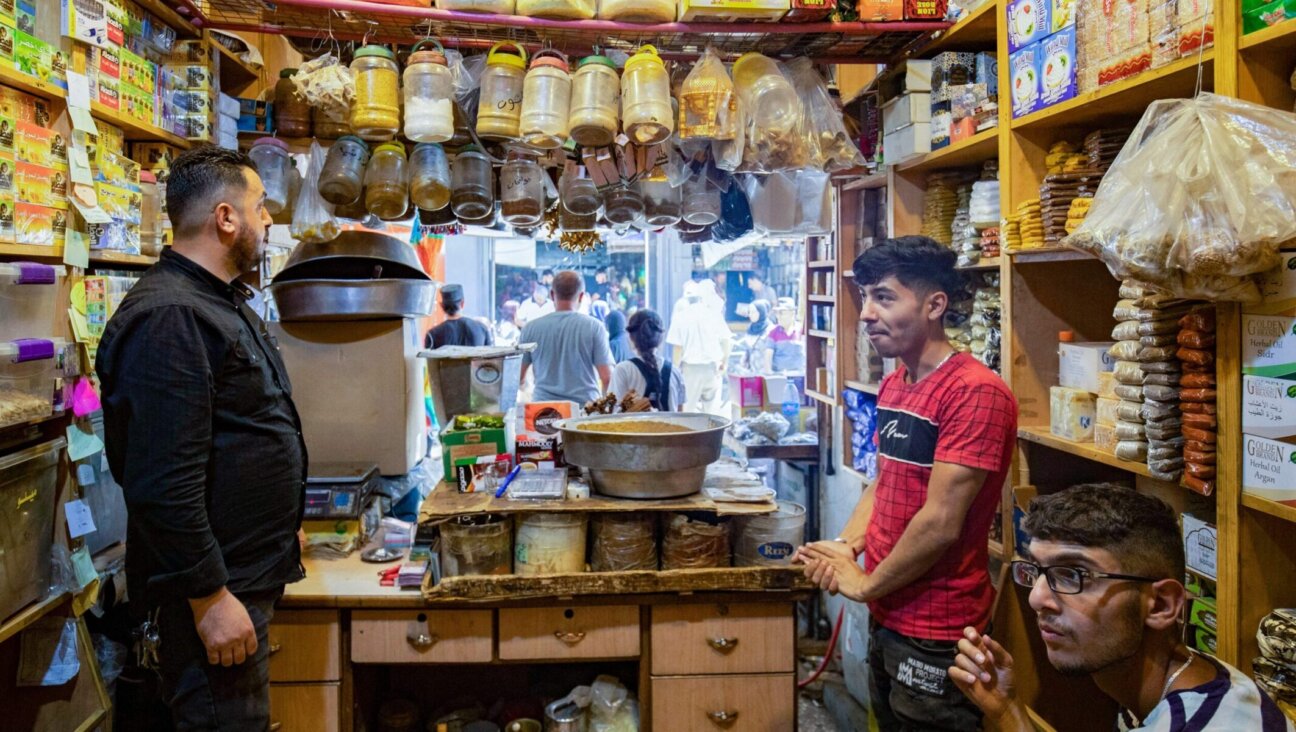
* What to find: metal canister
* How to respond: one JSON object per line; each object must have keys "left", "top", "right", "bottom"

{"left": 543, "top": 698, "right": 586, "bottom": 732}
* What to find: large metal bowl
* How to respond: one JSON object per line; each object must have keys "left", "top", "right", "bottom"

{"left": 274, "top": 230, "right": 432, "bottom": 282}
{"left": 557, "top": 412, "right": 731, "bottom": 499}
{"left": 269, "top": 279, "right": 436, "bottom": 321}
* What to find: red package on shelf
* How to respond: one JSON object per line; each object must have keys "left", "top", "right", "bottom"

{"left": 786, "top": 0, "right": 835, "bottom": 22}
{"left": 904, "top": 0, "right": 947, "bottom": 19}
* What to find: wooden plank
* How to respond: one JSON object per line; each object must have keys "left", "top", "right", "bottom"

{"left": 0, "top": 592, "right": 68, "bottom": 646}
{"left": 843, "top": 379, "right": 879, "bottom": 395}
{"left": 1239, "top": 17, "right": 1296, "bottom": 51}
{"left": 423, "top": 566, "right": 815, "bottom": 603}
{"left": 895, "top": 127, "right": 999, "bottom": 174}
{"left": 805, "top": 388, "right": 837, "bottom": 406}
{"left": 838, "top": 172, "right": 887, "bottom": 191}
{"left": 1019, "top": 426, "right": 1154, "bottom": 478}
{"left": 1214, "top": 303, "right": 1241, "bottom": 665}
{"left": 913, "top": 0, "right": 999, "bottom": 57}
{"left": 136, "top": 0, "right": 201, "bottom": 37}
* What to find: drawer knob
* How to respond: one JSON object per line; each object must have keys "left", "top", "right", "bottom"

{"left": 707, "top": 710, "right": 739, "bottom": 727}
{"left": 269, "top": 723, "right": 283, "bottom": 731}
{"left": 554, "top": 630, "right": 587, "bottom": 646}
{"left": 707, "top": 636, "right": 739, "bottom": 653}
{"left": 408, "top": 632, "right": 440, "bottom": 650}
{"left": 267, "top": 642, "right": 283, "bottom": 656}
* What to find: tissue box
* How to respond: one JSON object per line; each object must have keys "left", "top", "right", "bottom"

{"left": 1050, "top": 386, "right": 1095, "bottom": 442}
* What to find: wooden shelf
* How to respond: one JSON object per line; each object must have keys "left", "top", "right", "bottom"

{"left": 136, "top": 0, "right": 201, "bottom": 37}
{"left": 1008, "top": 247, "right": 1095, "bottom": 263}
{"left": 1242, "top": 493, "right": 1296, "bottom": 525}
{"left": 212, "top": 36, "right": 262, "bottom": 92}
{"left": 91, "top": 102, "right": 193, "bottom": 148}
{"left": 808, "top": 260, "right": 837, "bottom": 268}
{"left": 843, "top": 379, "right": 879, "bottom": 395}
{"left": 1011, "top": 52, "right": 1215, "bottom": 131}
{"left": 0, "top": 243, "right": 158, "bottom": 267}
{"left": 1240, "top": 18, "right": 1296, "bottom": 52}
{"left": 959, "top": 256, "right": 1002, "bottom": 271}
{"left": 839, "top": 172, "right": 888, "bottom": 191}
{"left": 808, "top": 294, "right": 835, "bottom": 303}
{"left": 988, "top": 539, "right": 1007, "bottom": 561}
{"left": 0, "top": 65, "right": 67, "bottom": 103}
{"left": 91, "top": 250, "right": 159, "bottom": 267}
{"left": 916, "top": 0, "right": 998, "bottom": 56}
{"left": 0, "top": 592, "right": 67, "bottom": 646}
{"left": 895, "top": 126, "right": 999, "bottom": 174}
{"left": 808, "top": 329, "right": 835, "bottom": 339}
{"left": 805, "top": 388, "right": 838, "bottom": 406}
{"left": 1018, "top": 425, "right": 1155, "bottom": 478}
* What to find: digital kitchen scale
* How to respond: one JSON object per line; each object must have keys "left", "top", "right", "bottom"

{"left": 303, "top": 462, "right": 380, "bottom": 519}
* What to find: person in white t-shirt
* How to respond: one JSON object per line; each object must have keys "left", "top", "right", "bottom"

{"left": 516, "top": 283, "right": 555, "bottom": 326}
{"left": 666, "top": 281, "right": 732, "bottom": 414}
{"left": 608, "top": 309, "right": 685, "bottom": 411}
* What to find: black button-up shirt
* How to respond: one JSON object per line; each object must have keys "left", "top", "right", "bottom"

{"left": 97, "top": 248, "right": 307, "bottom": 609}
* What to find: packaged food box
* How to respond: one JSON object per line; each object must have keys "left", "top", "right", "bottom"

{"left": 884, "top": 122, "right": 932, "bottom": 161}
{"left": 0, "top": 16, "right": 14, "bottom": 64}
{"left": 1051, "top": 0, "right": 1076, "bottom": 30}
{"left": 12, "top": 29, "right": 48, "bottom": 81}
{"left": 858, "top": 0, "right": 904, "bottom": 19}
{"left": 97, "top": 150, "right": 141, "bottom": 189}
{"left": 523, "top": 401, "right": 576, "bottom": 435}
{"left": 677, "top": 0, "right": 789, "bottom": 21}
{"left": 1182, "top": 512, "right": 1217, "bottom": 579}
{"left": 14, "top": 120, "right": 49, "bottom": 165}
{"left": 785, "top": 0, "right": 834, "bottom": 21}
{"left": 0, "top": 192, "right": 13, "bottom": 242}
{"left": 1095, "top": 396, "right": 1120, "bottom": 427}
{"left": 1243, "top": 376, "right": 1296, "bottom": 442}
{"left": 1058, "top": 341, "right": 1116, "bottom": 393}
{"left": 879, "top": 59, "right": 933, "bottom": 103}
{"left": 0, "top": 0, "right": 12, "bottom": 21}
{"left": 1243, "top": 313, "right": 1296, "bottom": 380}
{"left": 882, "top": 92, "right": 932, "bottom": 135}
{"left": 97, "top": 74, "right": 120, "bottom": 110}
{"left": 1050, "top": 386, "right": 1095, "bottom": 442}
{"left": 931, "top": 109, "right": 953, "bottom": 149}
{"left": 1243, "top": 434, "right": 1296, "bottom": 507}
{"left": 729, "top": 375, "right": 765, "bottom": 408}
{"left": 15, "top": 0, "right": 32, "bottom": 34}
{"left": 130, "top": 141, "right": 181, "bottom": 169}
{"left": 904, "top": 0, "right": 947, "bottom": 19}
{"left": 1008, "top": 0, "right": 1049, "bottom": 51}
{"left": 441, "top": 414, "right": 514, "bottom": 482}
{"left": 1038, "top": 26, "right": 1077, "bottom": 108}
{"left": 1189, "top": 595, "right": 1218, "bottom": 633}
{"left": 1010, "top": 43, "right": 1042, "bottom": 118}
{"left": 16, "top": 161, "right": 54, "bottom": 207}
{"left": 515, "top": 433, "right": 564, "bottom": 469}
{"left": 162, "top": 63, "right": 212, "bottom": 91}
{"left": 1192, "top": 626, "right": 1218, "bottom": 655}
{"left": 168, "top": 39, "right": 210, "bottom": 64}
{"left": 1093, "top": 422, "right": 1118, "bottom": 453}
{"left": 14, "top": 201, "right": 54, "bottom": 246}
{"left": 932, "top": 52, "right": 976, "bottom": 103}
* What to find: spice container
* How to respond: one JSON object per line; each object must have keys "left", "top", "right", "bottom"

{"left": 682, "top": 172, "right": 721, "bottom": 225}
{"left": 0, "top": 339, "right": 72, "bottom": 430}
{"left": 638, "top": 168, "right": 681, "bottom": 227}
{"left": 568, "top": 55, "right": 620, "bottom": 148}
{"left": 732, "top": 52, "right": 801, "bottom": 134}
{"left": 410, "top": 143, "right": 451, "bottom": 211}
{"left": 248, "top": 137, "right": 292, "bottom": 215}
{"left": 318, "top": 135, "right": 369, "bottom": 206}
{"left": 500, "top": 151, "right": 546, "bottom": 227}
{"left": 560, "top": 206, "right": 597, "bottom": 232}
{"left": 621, "top": 45, "right": 673, "bottom": 144}
{"left": 364, "top": 142, "right": 409, "bottom": 220}
{"left": 561, "top": 170, "right": 601, "bottom": 216}
{"left": 476, "top": 42, "right": 528, "bottom": 141}
{"left": 440, "top": 514, "right": 512, "bottom": 576}
{"left": 602, "top": 185, "right": 643, "bottom": 226}
{"left": 591, "top": 514, "right": 658, "bottom": 571}
{"left": 519, "top": 50, "right": 571, "bottom": 149}
{"left": 661, "top": 513, "right": 731, "bottom": 569}
{"left": 733, "top": 501, "right": 805, "bottom": 566}
{"left": 273, "top": 68, "right": 311, "bottom": 137}
{"left": 402, "top": 40, "right": 456, "bottom": 143}
{"left": 450, "top": 146, "right": 494, "bottom": 220}
{"left": 514, "top": 513, "right": 588, "bottom": 575}
{"left": 312, "top": 105, "right": 350, "bottom": 139}
{"left": 349, "top": 45, "right": 401, "bottom": 141}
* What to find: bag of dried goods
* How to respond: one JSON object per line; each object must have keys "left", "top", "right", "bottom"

{"left": 785, "top": 58, "right": 866, "bottom": 173}
{"left": 290, "top": 141, "right": 339, "bottom": 244}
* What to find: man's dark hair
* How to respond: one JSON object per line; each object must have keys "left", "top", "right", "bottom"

{"left": 1024, "top": 483, "right": 1185, "bottom": 580}
{"left": 552, "top": 270, "right": 584, "bottom": 301}
{"left": 166, "top": 145, "right": 255, "bottom": 235}
{"left": 852, "top": 236, "right": 962, "bottom": 300}
{"left": 442, "top": 300, "right": 461, "bottom": 316}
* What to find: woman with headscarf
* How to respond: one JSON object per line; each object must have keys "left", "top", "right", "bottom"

{"left": 608, "top": 309, "right": 685, "bottom": 411}
{"left": 742, "top": 299, "right": 774, "bottom": 371}
{"left": 604, "top": 309, "right": 632, "bottom": 363}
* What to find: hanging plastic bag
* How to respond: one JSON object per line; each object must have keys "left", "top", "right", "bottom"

{"left": 1064, "top": 93, "right": 1296, "bottom": 301}
{"left": 291, "top": 54, "right": 353, "bottom": 113}
{"left": 737, "top": 60, "right": 808, "bottom": 173}
{"left": 711, "top": 173, "right": 752, "bottom": 242}
{"left": 291, "top": 141, "right": 340, "bottom": 244}
{"left": 794, "top": 168, "right": 833, "bottom": 234}
{"left": 589, "top": 675, "right": 639, "bottom": 732}
{"left": 679, "top": 47, "right": 738, "bottom": 142}
{"left": 745, "top": 171, "right": 797, "bottom": 235}
{"left": 453, "top": 53, "right": 488, "bottom": 141}
{"left": 785, "top": 57, "right": 866, "bottom": 172}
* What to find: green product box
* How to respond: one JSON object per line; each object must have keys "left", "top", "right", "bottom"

{"left": 1188, "top": 595, "right": 1218, "bottom": 634}
{"left": 1192, "top": 627, "right": 1217, "bottom": 655}
{"left": 440, "top": 414, "right": 514, "bottom": 482}
{"left": 1243, "top": 0, "right": 1290, "bottom": 33}
{"left": 0, "top": 16, "right": 14, "bottom": 66}
{"left": 12, "top": 30, "right": 46, "bottom": 80}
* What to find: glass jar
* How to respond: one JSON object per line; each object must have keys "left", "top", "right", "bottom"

{"left": 402, "top": 40, "right": 455, "bottom": 143}
{"left": 638, "top": 168, "right": 680, "bottom": 227}
{"left": 561, "top": 170, "right": 600, "bottom": 216}
{"left": 621, "top": 45, "right": 673, "bottom": 145}
{"left": 248, "top": 137, "right": 292, "bottom": 214}
{"left": 476, "top": 42, "right": 527, "bottom": 141}
{"left": 409, "top": 143, "right": 451, "bottom": 211}
{"left": 732, "top": 52, "right": 801, "bottom": 134}
{"left": 349, "top": 45, "right": 401, "bottom": 141}
{"left": 603, "top": 185, "right": 643, "bottom": 226}
{"left": 682, "top": 172, "right": 721, "bottom": 225}
{"left": 568, "top": 55, "right": 619, "bottom": 148}
{"left": 364, "top": 142, "right": 409, "bottom": 220}
{"left": 560, "top": 205, "right": 596, "bottom": 231}
{"left": 312, "top": 104, "right": 350, "bottom": 139}
{"left": 519, "top": 50, "right": 571, "bottom": 149}
{"left": 451, "top": 146, "right": 494, "bottom": 220}
{"left": 500, "top": 152, "right": 546, "bottom": 227}
{"left": 273, "top": 68, "right": 310, "bottom": 138}
{"left": 318, "top": 135, "right": 369, "bottom": 206}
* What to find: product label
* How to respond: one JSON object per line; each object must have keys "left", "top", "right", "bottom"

{"left": 1243, "top": 434, "right": 1296, "bottom": 505}
{"left": 1010, "top": 45, "right": 1041, "bottom": 118}
{"left": 1008, "top": 0, "right": 1048, "bottom": 50}
{"left": 1039, "top": 27, "right": 1077, "bottom": 107}
{"left": 758, "top": 542, "right": 794, "bottom": 560}
{"left": 1243, "top": 314, "right": 1296, "bottom": 380}
{"left": 1243, "top": 376, "right": 1296, "bottom": 441}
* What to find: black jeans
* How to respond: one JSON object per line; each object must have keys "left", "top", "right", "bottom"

{"left": 157, "top": 589, "right": 281, "bottom": 731}
{"left": 868, "top": 622, "right": 983, "bottom": 732}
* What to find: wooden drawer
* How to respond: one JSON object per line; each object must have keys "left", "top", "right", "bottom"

{"left": 651, "top": 603, "right": 793, "bottom": 676}
{"left": 351, "top": 609, "right": 493, "bottom": 664}
{"left": 269, "top": 683, "right": 339, "bottom": 732}
{"left": 498, "top": 605, "right": 639, "bottom": 660}
{"left": 268, "top": 610, "right": 340, "bottom": 683}
{"left": 651, "top": 674, "right": 794, "bottom": 731}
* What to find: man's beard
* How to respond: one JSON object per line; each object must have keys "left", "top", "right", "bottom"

{"left": 1048, "top": 600, "right": 1145, "bottom": 676}
{"left": 231, "top": 220, "right": 264, "bottom": 274}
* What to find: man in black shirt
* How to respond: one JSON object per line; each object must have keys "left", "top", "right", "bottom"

{"left": 425, "top": 283, "right": 494, "bottom": 349}
{"left": 97, "top": 146, "right": 306, "bottom": 730}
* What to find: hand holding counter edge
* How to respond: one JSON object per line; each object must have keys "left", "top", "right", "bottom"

{"left": 793, "top": 236, "right": 1017, "bottom": 731}
{"left": 519, "top": 270, "right": 615, "bottom": 405}
{"left": 951, "top": 485, "right": 1293, "bottom": 732}
{"left": 97, "top": 146, "right": 307, "bottom": 729}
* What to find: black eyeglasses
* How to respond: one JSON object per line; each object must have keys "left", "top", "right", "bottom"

{"left": 1011, "top": 559, "right": 1160, "bottom": 595}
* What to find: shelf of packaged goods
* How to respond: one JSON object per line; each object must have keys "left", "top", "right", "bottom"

{"left": 0, "top": 592, "right": 68, "bottom": 646}
{"left": 805, "top": 388, "right": 837, "bottom": 406}
{"left": 0, "top": 65, "right": 67, "bottom": 103}
{"left": 1240, "top": 18, "right": 1296, "bottom": 52}
{"left": 1242, "top": 493, "right": 1296, "bottom": 525}
{"left": 0, "top": 243, "right": 157, "bottom": 267}
{"left": 895, "top": 127, "right": 999, "bottom": 174}
{"left": 138, "top": 0, "right": 202, "bottom": 37}
{"left": 913, "top": 0, "right": 998, "bottom": 57}
{"left": 808, "top": 329, "right": 835, "bottom": 339}
{"left": 843, "top": 379, "right": 879, "bottom": 395}
{"left": 91, "top": 102, "right": 193, "bottom": 149}
{"left": 839, "top": 172, "right": 889, "bottom": 191}
{"left": 958, "top": 256, "right": 1002, "bottom": 271}
{"left": 1010, "top": 51, "right": 1216, "bottom": 131}
{"left": 1018, "top": 425, "right": 1156, "bottom": 479}
{"left": 211, "top": 36, "right": 261, "bottom": 92}
{"left": 0, "top": 243, "right": 63, "bottom": 259}
{"left": 808, "top": 260, "right": 837, "bottom": 269}
{"left": 808, "top": 294, "right": 835, "bottom": 303}
{"left": 1008, "top": 246, "right": 1095, "bottom": 263}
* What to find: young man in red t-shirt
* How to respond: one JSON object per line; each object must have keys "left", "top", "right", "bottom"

{"left": 796, "top": 236, "right": 1017, "bottom": 730}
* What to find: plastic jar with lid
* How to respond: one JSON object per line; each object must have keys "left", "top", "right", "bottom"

{"left": 500, "top": 151, "right": 546, "bottom": 227}
{"left": 410, "top": 143, "right": 451, "bottom": 211}
{"left": 349, "top": 45, "right": 401, "bottom": 141}
{"left": 318, "top": 135, "right": 369, "bottom": 206}
{"left": 364, "top": 142, "right": 409, "bottom": 220}
{"left": 602, "top": 185, "right": 643, "bottom": 226}
{"left": 682, "top": 172, "right": 721, "bottom": 225}
{"left": 561, "top": 170, "right": 601, "bottom": 216}
{"left": 638, "top": 168, "right": 681, "bottom": 227}
{"left": 732, "top": 52, "right": 801, "bottom": 135}
{"left": 403, "top": 40, "right": 456, "bottom": 144}
{"left": 519, "top": 50, "right": 571, "bottom": 149}
{"left": 621, "top": 45, "right": 673, "bottom": 145}
{"left": 568, "top": 55, "right": 619, "bottom": 148}
{"left": 248, "top": 137, "right": 292, "bottom": 215}
{"left": 451, "top": 146, "right": 495, "bottom": 220}
{"left": 273, "top": 69, "right": 311, "bottom": 138}
{"left": 312, "top": 105, "right": 350, "bottom": 139}
{"left": 476, "top": 42, "right": 528, "bottom": 141}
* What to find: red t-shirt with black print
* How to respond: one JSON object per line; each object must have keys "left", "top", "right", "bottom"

{"left": 865, "top": 352, "right": 1017, "bottom": 641}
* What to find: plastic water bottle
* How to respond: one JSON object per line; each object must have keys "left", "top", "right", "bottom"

{"left": 782, "top": 379, "right": 801, "bottom": 430}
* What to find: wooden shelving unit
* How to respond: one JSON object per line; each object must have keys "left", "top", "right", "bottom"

{"left": 843, "top": 379, "right": 879, "bottom": 395}
{"left": 1241, "top": 493, "right": 1296, "bottom": 525}
{"left": 895, "top": 127, "right": 1000, "bottom": 174}
{"left": 0, "top": 244, "right": 158, "bottom": 268}
{"left": 0, "top": 593, "right": 68, "bottom": 647}
{"left": 1018, "top": 426, "right": 1155, "bottom": 479}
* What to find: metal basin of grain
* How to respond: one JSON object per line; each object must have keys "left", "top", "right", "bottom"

{"left": 557, "top": 412, "right": 731, "bottom": 499}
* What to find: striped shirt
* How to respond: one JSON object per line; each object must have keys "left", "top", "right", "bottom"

{"left": 1118, "top": 655, "right": 1294, "bottom": 731}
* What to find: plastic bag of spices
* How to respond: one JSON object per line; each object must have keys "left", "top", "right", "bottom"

{"left": 591, "top": 514, "right": 658, "bottom": 572}
{"left": 661, "top": 513, "right": 731, "bottom": 569}
{"left": 785, "top": 57, "right": 865, "bottom": 173}
{"left": 290, "top": 141, "right": 339, "bottom": 244}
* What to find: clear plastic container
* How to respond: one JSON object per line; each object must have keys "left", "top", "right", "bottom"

{"left": 682, "top": 172, "right": 721, "bottom": 225}
{"left": 732, "top": 52, "right": 801, "bottom": 134}
{"left": 0, "top": 338, "right": 71, "bottom": 429}
{"left": 0, "top": 263, "right": 65, "bottom": 343}
{"left": 500, "top": 152, "right": 546, "bottom": 227}
{"left": 440, "top": 514, "right": 513, "bottom": 576}
{"left": 519, "top": 50, "right": 571, "bottom": 149}
{"left": 312, "top": 105, "right": 350, "bottom": 139}
{"left": 318, "top": 135, "right": 369, "bottom": 206}
{"left": 476, "top": 42, "right": 528, "bottom": 141}
{"left": 561, "top": 170, "right": 601, "bottom": 216}
{"left": 273, "top": 68, "right": 311, "bottom": 138}
{"left": 603, "top": 185, "right": 643, "bottom": 226}
{"left": 506, "top": 468, "right": 568, "bottom": 500}
{"left": 638, "top": 168, "right": 681, "bottom": 227}
{"left": 451, "top": 147, "right": 495, "bottom": 220}
{"left": 364, "top": 142, "right": 409, "bottom": 220}
{"left": 403, "top": 40, "right": 456, "bottom": 144}
{"left": 140, "top": 170, "right": 162, "bottom": 256}
{"left": 410, "top": 143, "right": 451, "bottom": 211}
{"left": 349, "top": 45, "right": 401, "bottom": 141}
{"left": 514, "top": 512, "right": 588, "bottom": 575}
{"left": 621, "top": 45, "right": 673, "bottom": 144}
{"left": 568, "top": 55, "right": 620, "bottom": 148}
{"left": 248, "top": 137, "right": 292, "bottom": 214}
{"left": 0, "top": 438, "right": 62, "bottom": 622}
{"left": 560, "top": 206, "right": 597, "bottom": 232}
{"left": 590, "top": 514, "right": 658, "bottom": 571}
{"left": 598, "top": 0, "right": 676, "bottom": 22}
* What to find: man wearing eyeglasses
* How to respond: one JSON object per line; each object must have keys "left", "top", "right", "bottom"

{"left": 950, "top": 483, "right": 1291, "bottom": 731}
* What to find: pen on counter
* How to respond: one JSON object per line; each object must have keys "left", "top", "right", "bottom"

{"left": 495, "top": 465, "right": 522, "bottom": 498}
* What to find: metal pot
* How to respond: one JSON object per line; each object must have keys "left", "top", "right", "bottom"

{"left": 274, "top": 229, "right": 432, "bottom": 282}
{"left": 557, "top": 412, "right": 730, "bottom": 498}
{"left": 543, "top": 698, "right": 586, "bottom": 732}
{"left": 269, "top": 279, "right": 435, "bottom": 321}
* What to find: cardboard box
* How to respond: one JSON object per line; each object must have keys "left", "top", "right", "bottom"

{"left": 974, "top": 52, "right": 999, "bottom": 99}
{"left": 904, "top": 0, "right": 947, "bottom": 19}
{"left": 1242, "top": 313, "right": 1296, "bottom": 380}
{"left": 677, "top": 0, "right": 789, "bottom": 21}
{"left": 1097, "top": 371, "right": 1118, "bottom": 399}
{"left": 1192, "top": 626, "right": 1218, "bottom": 655}
{"left": 1050, "top": 386, "right": 1095, "bottom": 442}
{"left": 1243, "top": 375, "right": 1296, "bottom": 442}
{"left": 1051, "top": 0, "right": 1076, "bottom": 30}
{"left": 14, "top": 201, "right": 53, "bottom": 246}
{"left": 1182, "top": 512, "right": 1217, "bottom": 580}
{"left": 951, "top": 116, "right": 977, "bottom": 141}
{"left": 270, "top": 320, "right": 427, "bottom": 476}
{"left": 879, "top": 59, "right": 933, "bottom": 103}
{"left": 515, "top": 433, "right": 564, "bottom": 469}
{"left": 61, "top": 0, "right": 110, "bottom": 48}
{"left": 882, "top": 92, "right": 932, "bottom": 135}
{"left": 1038, "top": 27, "right": 1078, "bottom": 109}
{"left": 932, "top": 52, "right": 976, "bottom": 103}
{"left": 441, "top": 415, "right": 512, "bottom": 482}
{"left": 523, "top": 401, "right": 576, "bottom": 435}
{"left": 1059, "top": 341, "right": 1116, "bottom": 393}
{"left": 0, "top": 192, "right": 13, "bottom": 243}
{"left": 1188, "top": 595, "right": 1218, "bottom": 633}
{"left": 1261, "top": 252, "right": 1296, "bottom": 304}
{"left": 14, "top": 120, "right": 49, "bottom": 165}
{"left": 1010, "top": 43, "right": 1042, "bottom": 118}
{"left": 1243, "top": 434, "right": 1296, "bottom": 507}
{"left": 0, "top": 17, "right": 14, "bottom": 65}
{"left": 858, "top": 0, "right": 904, "bottom": 19}
{"left": 1008, "top": 0, "right": 1050, "bottom": 51}
{"left": 884, "top": 122, "right": 932, "bottom": 162}
{"left": 785, "top": 0, "right": 834, "bottom": 21}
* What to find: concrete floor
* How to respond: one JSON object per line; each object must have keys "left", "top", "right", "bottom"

{"left": 799, "top": 694, "right": 845, "bottom": 731}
